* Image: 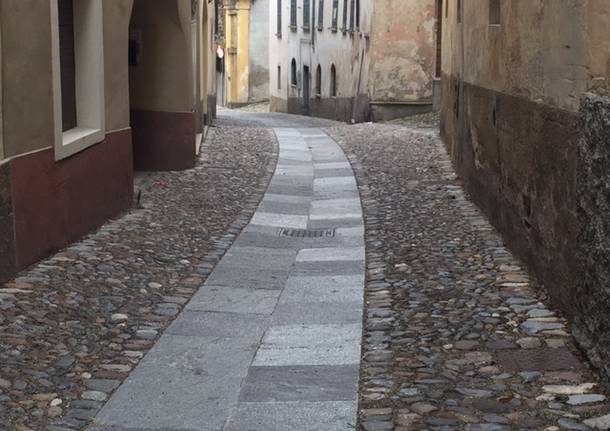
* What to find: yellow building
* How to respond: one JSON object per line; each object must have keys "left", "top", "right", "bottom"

{"left": 222, "top": 0, "right": 269, "bottom": 107}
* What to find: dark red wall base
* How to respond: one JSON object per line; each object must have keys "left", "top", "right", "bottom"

{"left": 10, "top": 129, "right": 134, "bottom": 269}
{"left": 131, "top": 109, "right": 196, "bottom": 171}
{"left": 0, "top": 162, "right": 16, "bottom": 283}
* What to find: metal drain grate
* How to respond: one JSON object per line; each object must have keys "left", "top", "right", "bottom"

{"left": 278, "top": 228, "right": 336, "bottom": 238}
{"left": 496, "top": 348, "right": 582, "bottom": 373}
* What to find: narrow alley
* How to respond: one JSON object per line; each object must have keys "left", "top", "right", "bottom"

{"left": 5, "top": 1, "right": 610, "bottom": 429}
{"left": 2, "top": 109, "right": 609, "bottom": 430}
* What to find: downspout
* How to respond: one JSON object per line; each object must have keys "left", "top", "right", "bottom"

{"left": 351, "top": 43, "right": 365, "bottom": 124}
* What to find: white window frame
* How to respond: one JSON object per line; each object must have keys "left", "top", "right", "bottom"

{"left": 50, "top": 0, "right": 105, "bottom": 161}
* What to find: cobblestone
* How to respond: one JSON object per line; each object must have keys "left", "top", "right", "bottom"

{"left": 0, "top": 117, "right": 278, "bottom": 430}
{"left": 325, "top": 122, "right": 610, "bottom": 430}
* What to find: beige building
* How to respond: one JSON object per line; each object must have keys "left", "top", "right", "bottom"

{"left": 269, "top": 0, "right": 440, "bottom": 122}
{"left": 440, "top": 0, "right": 610, "bottom": 379}
{"left": 0, "top": 0, "right": 219, "bottom": 284}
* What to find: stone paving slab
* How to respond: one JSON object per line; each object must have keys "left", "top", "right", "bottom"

{"left": 223, "top": 401, "right": 357, "bottom": 431}
{"left": 296, "top": 247, "right": 365, "bottom": 262}
{"left": 204, "top": 265, "right": 292, "bottom": 290}
{"left": 167, "top": 311, "right": 269, "bottom": 338}
{"left": 93, "top": 335, "right": 257, "bottom": 430}
{"left": 280, "top": 274, "right": 365, "bottom": 303}
{"left": 185, "top": 286, "right": 281, "bottom": 314}
{"left": 252, "top": 323, "right": 362, "bottom": 367}
{"left": 239, "top": 365, "right": 359, "bottom": 402}
{"left": 270, "top": 301, "right": 364, "bottom": 325}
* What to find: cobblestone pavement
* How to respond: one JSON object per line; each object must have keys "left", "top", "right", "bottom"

{"left": 0, "top": 119, "right": 277, "bottom": 430}
{"left": 325, "top": 123, "right": 610, "bottom": 430}
{"left": 89, "top": 124, "right": 365, "bottom": 430}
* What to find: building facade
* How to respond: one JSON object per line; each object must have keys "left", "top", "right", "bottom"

{"left": 269, "top": 0, "right": 440, "bottom": 122}
{"left": 269, "top": 0, "right": 373, "bottom": 123}
{"left": 0, "top": 0, "right": 218, "bottom": 284}
{"left": 440, "top": 0, "right": 610, "bottom": 380}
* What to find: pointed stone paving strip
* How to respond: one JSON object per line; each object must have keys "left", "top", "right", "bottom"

{"left": 90, "top": 126, "right": 364, "bottom": 430}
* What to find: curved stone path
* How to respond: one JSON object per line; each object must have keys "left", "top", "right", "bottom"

{"left": 89, "top": 127, "right": 365, "bottom": 430}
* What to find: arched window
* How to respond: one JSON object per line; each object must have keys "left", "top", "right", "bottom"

{"left": 291, "top": 58, "right": 298, "bottom": 86}
{"left": 330, "top": 64, "right": 337, "bottom": 96}
{"left": 316, "top": 65, "right": 322, "bottom": 95}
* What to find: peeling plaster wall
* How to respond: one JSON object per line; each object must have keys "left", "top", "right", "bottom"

{"left": 368, "top": 0, "right": 436, "bottom": 103}
{"left": 442, "top": 0, "right": 588, "bottom": 113}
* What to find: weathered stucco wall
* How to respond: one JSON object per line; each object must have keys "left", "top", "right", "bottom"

{"left": 443, "top": 0, "right": 588, "bottom": 113}
{"left": 129, "top": 0, "right": 194, "bottom": 113}
{"left": 249, "top": 0, "right": 269, "bottom": 102}
{"left": 104, "top": 0, "right": 134, "bottom": 131}
{"left": 368, "top": 0, "right": 436, "bottom": 103}
{"left": 0, "top": 0, "right": 55, "bottom": 157}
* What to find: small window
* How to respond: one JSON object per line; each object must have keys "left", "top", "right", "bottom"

{"left": 58, "top": 0, "right": 77, "bottom": 132}
{"left": 290, "top": 0, "right": 297, "bottom": 28}
{"left": 318, "top": 0, "right": 324, "bottom": 30}
{"left": 278, "top": 65, "right": 282, "bottom": 90}
{"left": 331, "top": 0, "right": 339, "bottom": 30}
{"left": 277, "top": 0, "right": 282, "bottom": 35}
{"left": 342, "top": 0, "right": 348, "bottom": 31}
{"left": 330, "top": 64, "right": 337, "bottom": 96}
{"left": 315, "top": 65, "right": 322, "bottom": 95}
{"left": 303, "top": 0, "right": 311, "bottom": 31}
{"left": 489, "top": 0, "right": 500, "bottom": 25}
{"left": 445, "top": 0, "right": 448, "bottom": 18}
{"left": 291, "top": 58, "right": 298, "bottom": 87}
{"left": 349, "top": 0, "right": 355, "bottom": 31}
{"left": 457, "top": 0, "right": 462, "bottom": 23}
{"left": 355, "top": 0, "right": 360, "bottom": 30}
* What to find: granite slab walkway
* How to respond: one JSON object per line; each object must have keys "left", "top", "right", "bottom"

{"left": 89, "top": 127, "right": 365, "bottom": 431}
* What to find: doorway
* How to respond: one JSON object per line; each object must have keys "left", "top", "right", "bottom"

{"left": 303, "top": 65, "right": 310, "bottom": 115}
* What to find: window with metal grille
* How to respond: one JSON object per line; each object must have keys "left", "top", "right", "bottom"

{"left": 330, "top": 64, "right": 337, "bottom": 96}
{"left": 278, "top": 65, "right": 282, "bottom": 90}
{"left": 318, "top": 0, "right": 324, "bottom": 30}
{"left": 457, "top": 0, "right": 462, "bottom": 23}
{"left": 290, "top": 0, "right": 297, "bottom": 28}
{"left": 489, "top": 0, "right": 500, "bottom": 25}
{"left": 315, "top": 65, "right": 322, "bottom": 95}
{"left": 342, "top": 0, "right": 348, "bottom": 31}
{"left": 331, "top": 0, "right": 339, "bottom": 30}
{"left": 277, "top": 0, "right": 282, "bottom": 35}
{"left": 303, "top": 0, "right": 311, "bottom": 30}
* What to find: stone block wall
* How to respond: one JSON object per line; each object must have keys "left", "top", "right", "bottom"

{"left": 574, "top": 94, "right": 610, "bottom": 382}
